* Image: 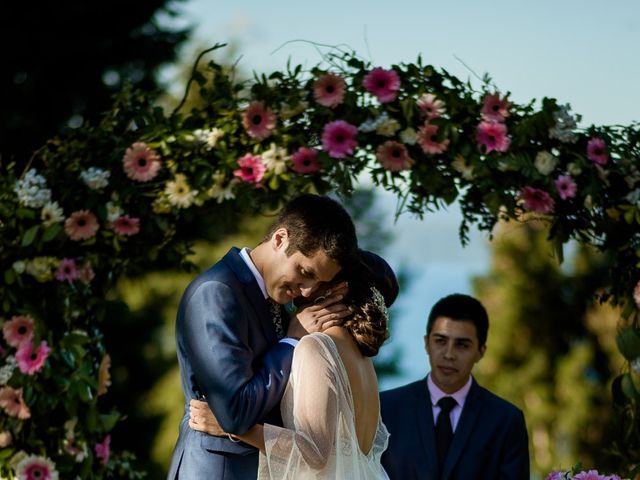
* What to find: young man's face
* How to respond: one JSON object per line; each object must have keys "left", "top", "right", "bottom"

{"left": 264, "top": 228, "right": 341, "bottom": 305}
{"left": 425, "top": 316, "right": 486, "bottom": 394}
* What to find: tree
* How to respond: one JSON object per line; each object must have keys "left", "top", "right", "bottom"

{"left": 473, "top": 220, "right": 623, "bottom": 476}
{"left": 0, "top": 0, "right": 189, "bottom": 168}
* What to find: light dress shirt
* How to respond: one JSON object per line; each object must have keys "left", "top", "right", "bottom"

{"left": 427, "top": 373, "right": 473, "bottom": 432}
{"left": 239, "top": 247, "right": 298, "bottom": 347}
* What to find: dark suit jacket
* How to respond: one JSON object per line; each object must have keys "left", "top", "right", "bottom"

{"left": 380, "top": 377, "right": 529, "bottom": 480}
{"left": 168, "top": 248, "right": 294, "bottom": 480}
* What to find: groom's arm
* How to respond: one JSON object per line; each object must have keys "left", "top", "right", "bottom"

{"left": 184, "top": 281, "right": 293, "bottom": 435}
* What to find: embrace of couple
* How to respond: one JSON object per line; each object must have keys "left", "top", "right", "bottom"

{"left": 167, "top": 194, "right": 530, "bottom": 480}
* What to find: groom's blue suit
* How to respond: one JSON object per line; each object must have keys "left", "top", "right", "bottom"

{"left": 380, "top": 377, "right": 529, "bottom": 480}
{"left": 168, "top": 248, "right": 294, "bottom": 480}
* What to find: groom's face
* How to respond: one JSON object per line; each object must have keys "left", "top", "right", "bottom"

{"left": 265, "top": 228, "right": 341, "bottom": 304}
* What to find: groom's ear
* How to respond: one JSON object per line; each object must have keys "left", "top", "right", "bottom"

{"left": 272, "top": 227, "right": 289, "bottom": 251}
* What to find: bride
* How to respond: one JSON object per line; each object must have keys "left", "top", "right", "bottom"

{"left": 189, "top": 275, "right": 392, "bottom": 479}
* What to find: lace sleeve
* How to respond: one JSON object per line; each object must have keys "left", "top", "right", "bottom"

{"left": 259, "top": 334, "right": 339, "bottom": 478}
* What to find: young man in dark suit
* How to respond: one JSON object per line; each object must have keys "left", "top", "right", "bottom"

{"left": 168, "top": 194, "right": 359, "bottom": 480}
{"left": 381, "top": 294, "right": 530, "bottom": 480}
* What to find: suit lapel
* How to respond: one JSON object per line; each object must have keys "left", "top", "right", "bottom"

{"left": 223, "top": 248, "right": 279, "bottom": 345}
{"left": 441, "top": 378, "right": 482, "bottom": 479}
{"left": 415, "top": 378, "right": 439, "bottom": 479}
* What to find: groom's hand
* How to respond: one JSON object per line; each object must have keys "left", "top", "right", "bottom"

{"left": 287, "top": 281, "right": 351, "bottom": 338}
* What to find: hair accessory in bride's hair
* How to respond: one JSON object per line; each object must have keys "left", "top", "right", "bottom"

{"left": 370, "top": 286, "right": 389, "bottom": 320}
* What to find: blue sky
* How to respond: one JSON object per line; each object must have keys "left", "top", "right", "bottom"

{"left": 163, "top": 0, "right": 640, "bottom": 387}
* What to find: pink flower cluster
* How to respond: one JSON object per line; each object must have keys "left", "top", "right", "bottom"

{"left": 546, "top": 470, "right": 622, "bottom": 480}
{"left": 476, "top": 93, "right": 511, "bottom": 154}
{"left": 2, "top": 314, "right": 51, "bottom": 376}
{"left": 54, "top": 258, "right": 95, "bottom": 284}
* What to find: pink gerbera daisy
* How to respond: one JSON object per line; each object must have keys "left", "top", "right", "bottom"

{"left": 290, "top": 147, "right": 321, "bottom": 174}
{"left": 15, "top": 455, "right": 58, "bottom": 480}
{"left": 110, "top": 215, "right": 140, "bottom": 236}
{"left": 0, "top": 386, "right": 31, "bottom": 419}
{"left": 362, "top": 67, "right": 401, "bottom": 103}
{"left": 313, "top": 73, "right": 346, "bottom": 108}
{"left": 321, "top": 120, "right": 359, "bottom": 158}
{"left": 477, "top": 121, "right": 511, "bottom": 154}
{"left": 64, "top": 210, "right": 99, "bottom": 241}
{"left": 554, "top": 175, "right": 578, "bottom": 200}
{"left": 587, "top": 138, "right": 608, "bottom": 165}
{"left": 16, "top": 340, "right": 51, "bottom": 375}
{"left": 2, "top": 315, "right": 34, "bottom": 348}
{"left": 242, "top": 101, "right": 277, "bottom": 140}
{"left": 481, "top": 93, "right": 510, "bottom": 122}
{"left": 519, "top": 186, "right": 555, "bottom": 214}
{"left": 95, "top": 434, "right": 111, "bottom": 465}
{"left": 417, "top": 124, "right": 450, "bottom": 155}
{"left": 2, "top": 391, "right": 28, "bottom": 421}
{"left": 55, "top": 258, "right": 78, "bottom": 283}
{"left": 417, "top": 93, "right": 446, "bottom": 120}
{"left": 122, "top": 142, "right": 161, "bottom": 182}
{"left": 376, "top": 141, "right": 414, "bottom": 171}
{"left": 233, "top": 153, "right": 266, "bottom": 183}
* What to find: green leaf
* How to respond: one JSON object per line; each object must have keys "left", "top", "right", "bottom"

{"left": 78, "top": 381, "right": 94, "bottom": 403}
{"left": 616, "top": 327, "right": 640, "bottom": 360}
{"left": 4, "top": 269, "right": 15, "bottom": 285}
{"left": 42, "top": 223, "right": 62, "bottom": 242}
{"left": 100, "top": 411, "right": 121, "bottom": 431}
{"left": 621, "top": 373, "right": 638, "bottom": 400}
{"left": 21, "top": 224, "right": 39, "bottom": 246}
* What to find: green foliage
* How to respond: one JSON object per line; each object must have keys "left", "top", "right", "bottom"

{"left": 1, "top": 44, "right": 640, "bottom": 476}
{"left": 1, "top": 0, "right": 189, "bottom": 170}
{"left": 473, "top": 222, "right": 626, "bottom": 476}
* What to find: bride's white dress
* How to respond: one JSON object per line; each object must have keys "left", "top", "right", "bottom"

{"left": 258, "top": 332, "right": 390, "bottom": 479}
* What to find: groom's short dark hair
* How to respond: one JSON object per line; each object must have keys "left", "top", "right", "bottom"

{"left": 267, "top": 194, "right": 358, "bottom": 268}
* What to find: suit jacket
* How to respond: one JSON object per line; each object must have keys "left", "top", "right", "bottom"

{"left": 168, "top": 248, "right": 294, "bottom": 480}
{"left": 380, "top": 377, "right": 529, "bottom": 480}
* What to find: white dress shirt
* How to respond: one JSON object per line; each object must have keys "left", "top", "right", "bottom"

{"left": 427, "top": 373, "right": 473, "bottom": 432}
{"left": 239, "top": 247, "right": 298, "bottom": 347}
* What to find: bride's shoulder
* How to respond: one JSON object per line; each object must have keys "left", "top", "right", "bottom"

{"left": 296, "top": 332, "right": 335, "bottom": 356}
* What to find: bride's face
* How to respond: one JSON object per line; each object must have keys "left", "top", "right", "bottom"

{"left": 425, "top": 317, "right": 485, "bottom": 394}
{"left": 265, "top": 229, "right": 341, "bottom": 305}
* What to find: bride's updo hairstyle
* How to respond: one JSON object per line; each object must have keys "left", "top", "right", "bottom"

{"left": 343, "top": 282, "right": 389, "bottom": 357}
{"left": 341, "top": 251, "right": 398, "bottom": 357}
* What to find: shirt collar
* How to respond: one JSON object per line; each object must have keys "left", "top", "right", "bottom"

{"left": 427, "top": 373, "right": 473, "bottom": 407}
{"left": 239, "top": 247, "right": 268, "bottom": 299}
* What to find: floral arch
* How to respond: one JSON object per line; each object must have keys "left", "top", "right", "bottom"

{"left": 1, "top": 43, "right": 639, "bottom": 478}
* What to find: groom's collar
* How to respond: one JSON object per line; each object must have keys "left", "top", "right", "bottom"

{"left": 239, "top": 247, "right": 268, "bottom": 299}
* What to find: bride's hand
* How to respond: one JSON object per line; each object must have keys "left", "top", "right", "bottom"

{"left": 189, "top": 399, "right": 226, "bottom": 436}
{"left": 288, "top": 281, "right": 352, "bottom": 337}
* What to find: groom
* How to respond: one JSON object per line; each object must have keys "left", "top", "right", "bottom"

{"left": 167, "top": 194, "right": 359, "bottom": 480}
